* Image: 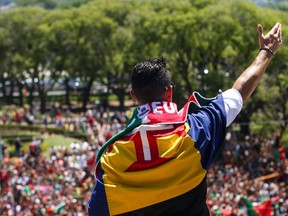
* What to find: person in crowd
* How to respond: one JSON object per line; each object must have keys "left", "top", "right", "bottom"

{"left": 88, "top": 23, "right": 282, "bottom": 215}
{"left": 0, "top": 102, "right": 287, "bottom": 215}
{"left": 14, "top": 137, "right": 22, "bottom": 157}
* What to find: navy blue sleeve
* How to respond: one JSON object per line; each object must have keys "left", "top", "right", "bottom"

{"left": 87, "top": 168, "right": 110, "bottom": 216}
{"left": 186, "top": 93, "right": 226, "bottom": 169}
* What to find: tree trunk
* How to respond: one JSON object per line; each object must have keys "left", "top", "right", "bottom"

{"left": 82, "top": 79, "right": 94, "bottom": 112}
{"left": 237, "top": 110, "right": 250, "bottom": 138}
{"left": 36, "top": 80, "right": 47, "bottom": 114}
{"left": 1, "top": 79, "right": 8, "bottom": 104}
{"left": 40, "top": 91, "right": 46, "bottom": 114}
{"left": 28, "top": 84, "right": 35, "bottom": 107}
{"left": 7, "top": 80, "right": 15, "bottom": 105}
{"left": 18, "top": 82, "right": 24, "bottom": 107}
{"left": 115, "top": 89, "right": 126, "bottom": 111}
{"left": 64, "top": 77, "right": 71, "bottom": 108}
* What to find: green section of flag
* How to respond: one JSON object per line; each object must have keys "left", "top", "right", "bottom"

{"left": 96, "top": 91, "right": 213, "bottom": 164}
{"left": 242, "top": 197, "right": 258, "bottom": 216}
{"left": 96, "top": 108, "right": 142, "bottom": 163}
{"left": 53, "top": 202, "right": 65, "bottom": 214}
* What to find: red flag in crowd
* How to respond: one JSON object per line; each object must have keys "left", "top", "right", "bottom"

{"left": 254, "top": 199, "right": 272, "bottom": 216}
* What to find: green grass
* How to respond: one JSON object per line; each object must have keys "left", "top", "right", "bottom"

{"left": 3, "top": 130, "right": 82, "bottom": 158}
{"left": 41, "top": 134, "right": 82, "bottom": 157}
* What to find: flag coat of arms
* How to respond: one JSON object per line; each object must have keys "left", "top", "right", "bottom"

{"left": 88, "top": 92, "right": 226, "bottom": 216}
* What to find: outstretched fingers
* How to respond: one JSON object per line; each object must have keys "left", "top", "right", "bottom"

{"left": 272, "top": 22, "right": 281, "bottom": 36}
{"left": 257, "top": 22, "right": 282, "bottom": 55}
{"left": 276, "top": 23, "right": 282, "bottom": 44}
{"left": 270, "top": 23, "right": 282, "bottom": 43}
{"left": 258, "top": 24, "right": 264, "bottom": 48}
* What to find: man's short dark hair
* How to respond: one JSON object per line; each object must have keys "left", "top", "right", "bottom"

{"left": 131, "top": 57, "right": 172, "bottom": 103}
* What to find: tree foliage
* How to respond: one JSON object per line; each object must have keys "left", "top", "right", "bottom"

{"left": 0, "top": 0, "right": 287, "bottom": 136}
{"left": 14, "top": 0, "right": 92, "bottom": 9}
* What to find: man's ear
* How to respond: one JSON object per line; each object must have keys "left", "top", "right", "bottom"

{"left": 130, "top": 89, "right": 138, "bottom": 102}
{"left": 165, "top": 85, "right": 173, "bottom": 102}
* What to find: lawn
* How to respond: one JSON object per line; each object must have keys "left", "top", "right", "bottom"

{"left": 2, "top": 130, "right": 82, "bottom": 158}
{"left": 41, "top": 133, "right": 82, "bottom": 157}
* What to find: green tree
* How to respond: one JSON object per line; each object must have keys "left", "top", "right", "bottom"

{"left": 230, "top": 2, "right": 288, "bottom": 135}
{"left": 15, "top": 0, "right": 57, "bottom": 9}
{"left": 0, "top": 7, "right": 63, "bottom": 112}
{"left": 43, "top": 10, "right": 77, "bottom": 108}
{"left": 15, "top": 0, "right": 92, "bottom": 9}
{"left": 0, "top": 8, "right": 45, "bottom": 106}
{"left": 62, "top": 4, "right": 116, "bottom": 111}
{"left": 250, "top": 24, "right": 288, "bottom": 135}
{"left": 91, "top": 0, "right": 138, "bottom": 110}
{"left": 129, "top": 0, "right": 239, "bottom": 104}
{"left": 0, "top": 24, "right": 13, "bottom": 105}
{"left": 1, "top": 0, "right": 287, "bottom": 140}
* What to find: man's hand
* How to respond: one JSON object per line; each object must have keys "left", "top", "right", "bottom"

{"left": 232, "top": 22, "right": 282, "bottom": 103}
{"left": 258, "top": 22, "right": 282, "bottom": 54}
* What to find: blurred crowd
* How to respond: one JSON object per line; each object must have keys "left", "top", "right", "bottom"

{"left": 207, "top": 133, "right": 288, "bottom": 215}
{"left": 0, "top": 142, "right": 95, "bottom": 215}
{"left": 0, "top": 103, "right": 128, "bottom": 146}
{"left": 0, "top": 104, "right": 287, "bottom": 215}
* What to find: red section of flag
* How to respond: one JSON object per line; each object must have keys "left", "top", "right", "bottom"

{"left": 254, "top": 199, "right": 272, "bottom": 216}
{"left": 123, "top": 124, "right": 185, "bottom": 172}
{"left": 125, "top": 157, "right": 174, "bottom": 172}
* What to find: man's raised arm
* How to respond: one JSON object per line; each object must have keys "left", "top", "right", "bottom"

{"left": 232, "top": 22, "right": 282, "bottom": 103}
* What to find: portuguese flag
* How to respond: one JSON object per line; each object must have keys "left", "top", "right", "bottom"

{"left": 242, "top": 197, "right": 273, "bottom": 216}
